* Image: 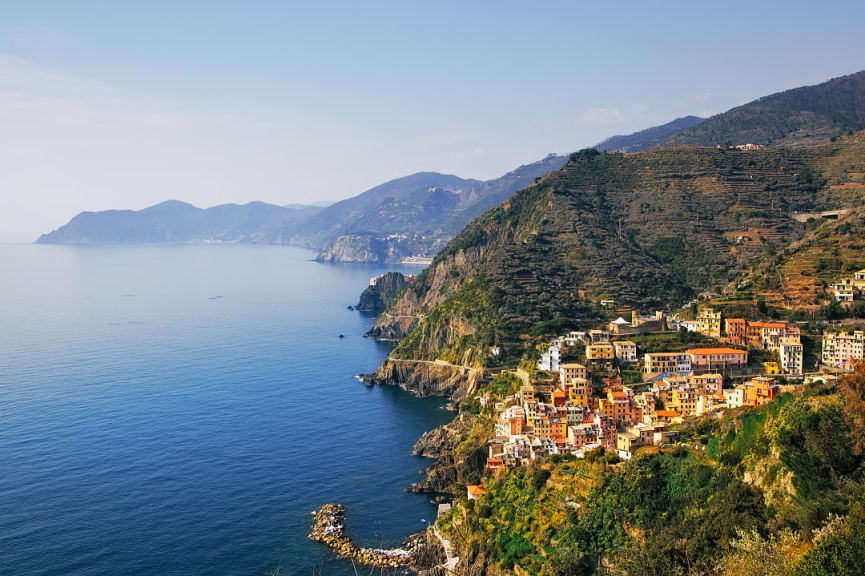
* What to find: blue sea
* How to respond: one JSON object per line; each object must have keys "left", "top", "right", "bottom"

{"left": 0, "top": 244, "right": 452, "bottom": 576}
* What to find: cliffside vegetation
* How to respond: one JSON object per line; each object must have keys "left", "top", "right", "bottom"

{"left": 595, "top": 71, "right": 865, "bottom": 153}
{"left": 661, "top": 71, "right": 865, "bottom": 148}
{"left": 440, "top": 377, "right": 865, "bottom": 575}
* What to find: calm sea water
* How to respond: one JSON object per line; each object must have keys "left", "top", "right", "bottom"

{"left": 0, "top": 244, "right": 452, "bottom": 576}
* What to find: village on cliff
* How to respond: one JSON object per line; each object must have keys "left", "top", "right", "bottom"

{"left": 466, "top": 277, "right": 865, "bottom": 496}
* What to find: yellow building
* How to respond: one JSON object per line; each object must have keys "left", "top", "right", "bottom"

{"left": 613, "top": 340, "right": 638, "bottom": 363}
{"left": 697, "top": 307, "right": 722, "bottom": 338}
{"left": 643, "top": 352, "right": 692, "bottom": 376}
{"left": 566, "top": 377, "right": 591, "bottom": 407}
{"left": 763, "top": 361, "right": 780, "bottom": 375}
{"left": 670, "top": 388, "right": 699, "bottom": 417}
{"left": 688, "top": 373, "right": 723, "bottom": 395}
{"left": 586, "top": 343, "right": 615, "bottom": 361}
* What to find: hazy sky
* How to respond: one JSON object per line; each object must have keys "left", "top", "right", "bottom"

{"left": 1, "top": 1, "right": 864, "bottom": 241}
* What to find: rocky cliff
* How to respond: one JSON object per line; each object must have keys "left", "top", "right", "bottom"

{"left": 355, "top": 272, "right": 413, "bottom": 312}
{"left": 410, "top": 413, "right": 489, "bottom": 495}
{"left": 316, "top": 234, "right": 434, "bottom": 264}
{"left": 363, "top": 359, "right": 481, "bottom": 400}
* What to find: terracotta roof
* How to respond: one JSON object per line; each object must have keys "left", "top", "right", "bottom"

{"left": 467, "top": 485, "right": 486, "bottom": 496}
{"left": 686, "top": 347, "right": 747, "bottom": 355}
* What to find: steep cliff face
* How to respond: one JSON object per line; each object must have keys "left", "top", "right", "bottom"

{"left": 366, "top": 245, "right": 489, "bottom": 341}
{"left": 410, "top": 413, "right": 489, "bottom": 495}
{"left": 315, "top": 234, "right": 399, "bottom": 263}
{"left": 355, "top": 272, "right": 412, "bottom": 312}
{"left": 364, "top": 359, "right": 481, "bottom": 400}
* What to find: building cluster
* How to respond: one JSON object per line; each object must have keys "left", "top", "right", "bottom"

{"left": 821, "top": 330, "right": 865, "bottom": 370}
{"left": 723, "top": 317, "right": 803, "bottom": 375}
{"left": 498, "top": 302, "right": 865, "bottom": 472}
{"left": 832, "top": 269, "right": 865, "bottom": 302}
{"left": 669, "top": 308, "right": 804, "bottom": 375}
{"left": 488, "top": 361, "right": 731, "bottom": 467}
{"left": 487, "top": 325, "right": 760, "bottom": 467}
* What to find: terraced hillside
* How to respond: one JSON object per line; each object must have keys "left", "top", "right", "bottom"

{"left": 596, "top": 71, "right": 865, "bottom": 154}
{"left": 662, "top": 70, "right": 865, "bottom": 147}
{"left": 372, "top": 134, "right": 865, "bottom": 367}
{"left": 735, "top": 132, "right": 865, "bottom": 310}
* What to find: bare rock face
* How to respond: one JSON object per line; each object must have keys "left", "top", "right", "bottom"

{"left": 355, "top": 272, "right": 412, "bottom": 313}
{"left": 365, "top": 315, "right": 419, "bottom": 340}
{"left": 409, "top": 413, "right": 489, "bottom": 495}
{"left": 413, "top": 413, "right": 475, "bottom": 459}
{"left": 408, "top": 439, "right": 488, "bottom": 495}
{"left": 363, "top": 359, "right": 479, "bottom": 401}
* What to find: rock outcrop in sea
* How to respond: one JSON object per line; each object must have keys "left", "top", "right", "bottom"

{"left": 308, "top": 504, "right": 443, "bottom": 570}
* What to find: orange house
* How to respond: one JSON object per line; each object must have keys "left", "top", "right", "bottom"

{"left": 552, "top": 389, "right": 567, "bottom": 407}
{"left": 725, "top": 318, "right": 747, "bottom": 347}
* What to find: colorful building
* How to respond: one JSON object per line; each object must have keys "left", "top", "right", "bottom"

{"left": 559, "top": 362, "right": 587, "bottom": 386}
{"left": 697, "top": 307, "right": 722, "bottom": 338}
{"left": 643, "top": 352, "right": 692, "bottom": 377}
{"left": 822, "top": 331, "right": 865, "bottom": 370}
{"left": 686, "top": 347, "right": 748, "bottom": 372}
{"left": 725, "top": 318, "right": 747, "bottom": 347}
{"left": 613, "top": 340, "right": 638, "bottom": 363}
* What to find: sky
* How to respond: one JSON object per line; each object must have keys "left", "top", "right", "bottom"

{"left": 1, "top": 1, "right": 864, "bottom": 241}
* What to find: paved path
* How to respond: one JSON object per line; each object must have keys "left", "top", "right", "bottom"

{"left": 433, "top": 525, "right": 459, "bottom": 572}
{"left": 386, "top": 357, "right": 483, "bottom": 375}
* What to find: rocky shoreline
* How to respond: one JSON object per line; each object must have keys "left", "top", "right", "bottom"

{"left": 308, "top": 504, "right": 442, "bottom": 570}
{"left": 361, "top": 359, "right": 480, "bottom": 400}
{"left": 358, "top": 361, "right": 487, "bottom": 496}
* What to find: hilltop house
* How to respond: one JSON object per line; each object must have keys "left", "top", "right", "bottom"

{"left": 832, "top": 269, "right": 865, "bottom": 302}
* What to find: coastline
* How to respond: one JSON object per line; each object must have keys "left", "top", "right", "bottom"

{"left": 309, "top": 301, "right": 484, "bottom": 572}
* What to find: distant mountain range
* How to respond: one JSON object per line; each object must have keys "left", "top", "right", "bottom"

{"left": 36, "top": 200, "right": 324, "bottom": 245}
{"left": 38, "top": 70, "right": 865, "bottom": 262}
{"left": 37, "top": 154, "right": 568, "bottom": 262}
{"left": 306, "top": 154, "right": 568, "bottom": 262}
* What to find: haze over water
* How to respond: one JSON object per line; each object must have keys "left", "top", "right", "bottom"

{"left": 0, "top": 244, "right": 451, "bottom": 576}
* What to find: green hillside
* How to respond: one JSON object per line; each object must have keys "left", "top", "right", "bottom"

{"left": 663, "top": 70, "right": 865, "bottom": 147}
{"left": 376, "top": 135, "right": 865, "bottom": 367}
{"left": 441, "top": 385, "right": 865, "bottom": 575}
